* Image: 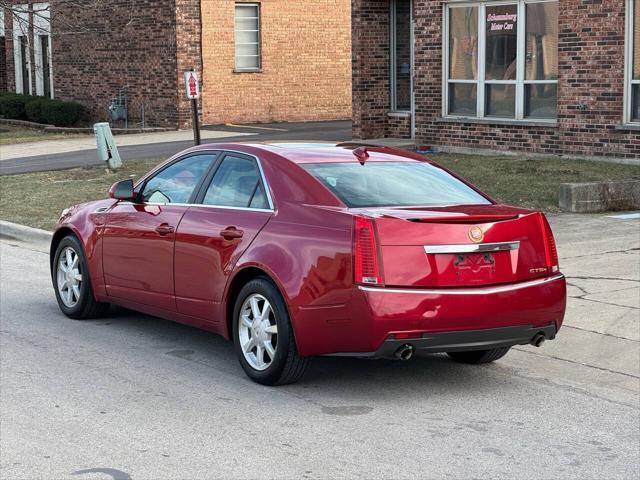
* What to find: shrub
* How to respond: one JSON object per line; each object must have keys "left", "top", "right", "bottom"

{"left": 0, "top": 93, "right": 85, "bottom": 127}
{"left": 0, "top": 93, "right": 31, "bottom": 120}
{"left": 37, "top": 99, "right": 85, "bottom": 127}
{"left": 25, "top": 98, "right": 47, "bottom": 124}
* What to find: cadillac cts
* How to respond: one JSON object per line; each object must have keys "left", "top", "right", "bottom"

{"left": 51, "top": 143, "right": 566, "bottom": 385}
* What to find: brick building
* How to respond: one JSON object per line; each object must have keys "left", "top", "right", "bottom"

{"left": 352, "top": 0, "right": 640, "bottom": 160}
{"left": 0, "top": 1, "right": 352, "bottom": 128}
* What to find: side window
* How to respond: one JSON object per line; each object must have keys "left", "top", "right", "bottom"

{"left": 202, "top": 155, "right": 270, "bottom": 209}
{"left": 141, "top": 155, "right": 215, "bottom": 204}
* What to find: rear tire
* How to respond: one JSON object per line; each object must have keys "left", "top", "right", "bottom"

{"left": 233, "top": 277, "right": 309, "bottom": 385}
{"left": 447, "top": 347, "right": 510, "bottom": 364}
{"left": 52, "top": 235, "right": 109, "bottom": 320}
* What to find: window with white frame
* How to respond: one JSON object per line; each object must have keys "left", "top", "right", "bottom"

{"left": 33, "top": 3, "right": 53, "bottom": 98}
{"left": 625, "top": 0, "right": 640, "bottom": 123}
{"left": 235, "top": 3, "right": 261, "bottom": 71}
{"left": 444, "top": 0, "right": 558, "bottom": 121}
{"left": 12, "top": 4, "right": 31, "bottom": 95}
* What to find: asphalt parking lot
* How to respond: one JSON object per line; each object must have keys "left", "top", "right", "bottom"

{"left": 0, "top": 213, "right": 638, "bottom": 479}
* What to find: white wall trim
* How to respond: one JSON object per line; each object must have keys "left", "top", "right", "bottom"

{"left": 33, "top": 3, "right": 53, "bottom": 98}
{"left": 0, "top": 9, "right": 5, "bottom": 38}
{"left": 12, "top": 5, "right": 31, "bottom": 95}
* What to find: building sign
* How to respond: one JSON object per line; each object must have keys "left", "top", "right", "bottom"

{"left": 487, "top": 11, "right": 517, "bottom": 32}
{"left": 184, "top": 71, "right": 200, "bottom": 100}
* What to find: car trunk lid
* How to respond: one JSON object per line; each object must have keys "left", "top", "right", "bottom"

{"left": 356, "top": 205, "right": 552, "bottom": 288}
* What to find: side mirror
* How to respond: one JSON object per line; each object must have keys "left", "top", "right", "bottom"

{"left": 109, "top": 179, "right": 136, "bottom": 201}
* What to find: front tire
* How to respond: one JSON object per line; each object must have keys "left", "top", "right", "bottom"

{"left": 447, "top": 347, "right": 511, "bottom": 364}
{"left": 52, "top": 235, "right": 109, "bottom": 320}
{"left": 233, "top": 278, "right": 309, "bottom": 385}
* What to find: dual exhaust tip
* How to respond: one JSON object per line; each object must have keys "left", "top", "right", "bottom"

{"left": 394, "top": 332, "right": 547, "bottom": 360}
{"left": 531, "top": 333, "right": 546, "bottom": 347}
{"left": 394, "top": 344, "right": 415, "bottom": 361}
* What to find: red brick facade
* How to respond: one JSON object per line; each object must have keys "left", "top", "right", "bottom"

{"left": 2, "top": 0, "right": 193, "bottom": 127}
{"left": 1, "top": 1, "right": 352, "bottom": 128}
{"left": 352, "top": 0, "right": 640, "bottom": 160}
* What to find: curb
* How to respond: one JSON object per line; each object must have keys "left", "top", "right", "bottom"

{"left": 0, "top": 220, "right": 52, "bottom": 245}
{"left": 0, "top": 118, "right": 51, "bottom": 130}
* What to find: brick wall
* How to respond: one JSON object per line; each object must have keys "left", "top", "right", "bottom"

{"left": 200, "top": 0, "right": 352, "bottom": 125}
{"left": 2, "top": 0, "right": 187, "bottom": 127}
{"left": 352, "top": 0, "right": 390, "bottom": 139}
{"left": 352, "top": 0, "right": 640, "bottom": 159}
{"left": 175, "top": 0, "right": 203, "bottom": 128}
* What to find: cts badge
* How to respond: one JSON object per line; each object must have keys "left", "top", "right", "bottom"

{"left": 468, "top": 226, "right": 484, "bottom": 243}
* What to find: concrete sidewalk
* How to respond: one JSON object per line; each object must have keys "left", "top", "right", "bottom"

{"left": 0, "top": 129, "right": 255, "bottom": 161}
{"left": 520, "top": 213, "right": 640, "bottom": 390}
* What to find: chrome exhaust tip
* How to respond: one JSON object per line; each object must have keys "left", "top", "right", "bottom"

{"left": 531, "top": 333, "right": 546, "bottom": 348}
{"left": 394, "top": 344, "right": 415, "bottom": 361}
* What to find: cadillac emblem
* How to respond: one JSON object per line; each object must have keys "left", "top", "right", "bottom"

{"left": 468, "top": 226, "right": 484, "bottom": 243}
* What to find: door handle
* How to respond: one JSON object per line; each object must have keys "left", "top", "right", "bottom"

{"left": 155, "top": 223, "right": 175, "bottom": 235}
{"left": 220, "top": 227, "right": 244, "bottom": 240}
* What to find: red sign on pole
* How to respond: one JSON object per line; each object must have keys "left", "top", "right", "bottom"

{"left": 184, "top": 71, "right": 200, "bottom": 100}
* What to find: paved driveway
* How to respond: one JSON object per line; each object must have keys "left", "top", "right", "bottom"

{"left": 0, "top": 121, "right": 352, "bottom": 175}
{"left": 0, "top": 213, "right": 638, "bottom": 479}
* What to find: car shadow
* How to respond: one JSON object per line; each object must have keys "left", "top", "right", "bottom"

{"left": 90, "top": 306, "right": 519, "bottom": 401}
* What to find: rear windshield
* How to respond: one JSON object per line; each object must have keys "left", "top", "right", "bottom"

{"left": 302, "top": 161, "right": 491, "bottom": 208}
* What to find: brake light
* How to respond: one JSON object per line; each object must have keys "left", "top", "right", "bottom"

{"left": 354, "top": 216, "right": 382, "bottom": 285}
{"left": 538, "top": 213, "right": 559, "bottom": 274}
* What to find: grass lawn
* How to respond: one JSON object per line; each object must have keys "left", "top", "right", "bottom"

{"left": 0, "top": 159, "right": 162, "bottom": 230}
{"left": 0, "top": 125, "right": 90, "bottom": 145}
{"left": 0, "top": 153, "right": 638, "bottom": 231}
{"left": 430, "top": 153, "right": 640, "bottom": 212}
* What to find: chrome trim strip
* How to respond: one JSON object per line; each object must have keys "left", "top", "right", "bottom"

{"left": 358, "top": 274, "right": 564, "bottom": 296}
{"left": 424, "top": 241, "right": 520, "bottom": 254}
{"left": 142, "top": 202, "right": 273, "bottom": 214}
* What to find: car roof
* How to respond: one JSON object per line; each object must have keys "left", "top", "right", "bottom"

{"left": 194, "top": 142, "right": 427, "bottom": 165}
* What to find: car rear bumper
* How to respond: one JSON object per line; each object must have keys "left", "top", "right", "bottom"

{"left": 359, "top": 323, "right": 557, "bottom": 358}
{"left": 295, "top": 274, "right": 566, "bottom": 357}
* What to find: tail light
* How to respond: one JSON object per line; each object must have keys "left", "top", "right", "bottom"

{"left": 538, "top": 213, "right": 559, "bottom": 274}
{"left": 354, "top": 216, "right": 383, "bottom": 285}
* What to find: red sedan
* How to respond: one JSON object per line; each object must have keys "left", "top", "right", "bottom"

{"left": 51, "top": 143, "right": 566, "bottom": 385}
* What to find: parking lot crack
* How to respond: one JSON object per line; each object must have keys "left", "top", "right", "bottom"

{"left": 562, "top": 324, "right": 639, "bottom": 342}
{"left": 562, "top": 247, "right": 640, "bottom": 260}
{"left": 575, "top": 296, "right": 639, "bottom": 311}
{"left": 566, "top": 275, "right": 640, "bottom": 283}
{"left": 514, "top": 348, "right": 640, "bottom": 380}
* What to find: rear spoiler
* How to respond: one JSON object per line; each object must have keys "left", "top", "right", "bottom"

{"left": 335, "top": 142, "right": 427, "bottom": 162}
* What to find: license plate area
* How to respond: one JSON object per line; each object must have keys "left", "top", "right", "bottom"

{"left": 454, "top": 253, "right": 496, "bottom": 282}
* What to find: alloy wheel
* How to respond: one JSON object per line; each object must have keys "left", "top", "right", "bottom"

{"left": 56, "top": 246, "right": 83, "bottom": 308}
{"left": 238, "top": 294, "right": 278, "bottom": 371}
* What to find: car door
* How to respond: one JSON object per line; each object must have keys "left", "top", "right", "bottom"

{"left": 102, "top": 153, "right": 218, "bottom": 311}
{"left": 174, "top": 152, "right": 274, "bottom": 322}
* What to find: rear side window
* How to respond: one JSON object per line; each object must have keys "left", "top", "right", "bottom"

{"left": 302, "top": 161, "right": 490, "bottom": 208}
{"left": 203, "top": 155, "right": 269, "bottom": 209}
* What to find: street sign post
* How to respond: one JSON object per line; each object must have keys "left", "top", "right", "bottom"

{"left": 184, "top": 70, "right": 201, "bottom": 146}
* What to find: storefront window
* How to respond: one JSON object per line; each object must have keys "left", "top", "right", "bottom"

{"left": 445, "top": 1, "right": 559, "bottom": 121}
{"left": 448, "top": 6, "right": 478, "bottom": 115}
